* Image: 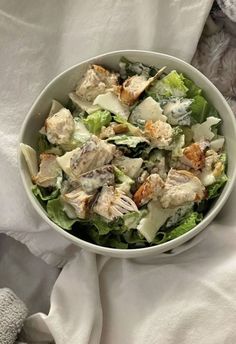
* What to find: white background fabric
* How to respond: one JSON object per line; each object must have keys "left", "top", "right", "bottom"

{"left": 6, "top": 1, "right": 236, "bottom": 343}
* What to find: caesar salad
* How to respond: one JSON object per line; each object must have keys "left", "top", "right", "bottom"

{"left": 21, "top": 57, "right": 228, "bottom": 249}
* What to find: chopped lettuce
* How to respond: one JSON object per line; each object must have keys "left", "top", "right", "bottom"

{"left": 32, "top": 185, "right": 59, "bottom": 201}
{"left": 166, "top": 212, "right": 203, "bottom": 240}
{"left": 149, "top": 70, "right": 188, "bottom": 98}
{"left": 183, "top": 77, "right": 202, "bottom": 98}
{"left": 37, "top": 134, "right": 51, "bottom": 155}
{"left": 207, "top": 173, "right": 228, "bottom": 199}
{"left": 83, "top": 110, "right": 112, "bottom": 134}
{"left": 190, "top": 95, "right": 219, "bottom": 124}
{"left": 47, "top": 198, "right": 77, "bottom": 230}
{"left": 123, "top": 209, "right": 148, "bottom": 230}
{"left": 114, "top": 166, "right": 134, "bottom": 193}
{"left": 119, "top": 56, "right": 158, "bottom": 79}
{"left": 107, "top": 134, "right": 149, "bottom": 148}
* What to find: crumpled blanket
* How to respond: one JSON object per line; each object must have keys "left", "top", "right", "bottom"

{"left": 0, "top": 288, "right": 28, "bottom": 344}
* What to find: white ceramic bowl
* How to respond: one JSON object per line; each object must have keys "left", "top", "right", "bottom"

{"left": 18, "top": 50, "right": 236, "bottom": 258}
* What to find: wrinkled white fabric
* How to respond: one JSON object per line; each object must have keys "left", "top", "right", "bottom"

{"left": 3, "top": 0, "right": 232, "bottom": 343}
{"left": 23, "top": 186, "right": 236, "bottom": 344}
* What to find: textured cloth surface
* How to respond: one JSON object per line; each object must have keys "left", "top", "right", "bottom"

{"left": 0, "top": 288, "right": 28, "bottom": 344}
{"left": 0, "top": 0, "right": 212, "bottom": 266}
{"left": 5, "top": 1, "right": 236, "bottom": 344}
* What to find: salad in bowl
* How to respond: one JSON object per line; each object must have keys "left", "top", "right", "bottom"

{"left": 20, "top": 56, "right": 228, "bottom": 250}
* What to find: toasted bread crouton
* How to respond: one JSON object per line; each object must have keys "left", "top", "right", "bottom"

{"left": 133, "top": 173, "right": 165, "bottom": 207}
{"left": 180, "top": 143, "right": 205, "bottom": 170}
{"left": 144, "top": 120, "right": 173, "bottom": 148}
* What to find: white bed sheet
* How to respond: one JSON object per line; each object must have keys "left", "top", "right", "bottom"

{"left": 4, "top": 1, "right": 236, "bottom": 343}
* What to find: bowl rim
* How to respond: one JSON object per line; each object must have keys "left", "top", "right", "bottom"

{"left": 18, "top": 49, "right": 236, "bottom": 257}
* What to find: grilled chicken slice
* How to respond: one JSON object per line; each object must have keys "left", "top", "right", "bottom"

{"left": 76, "top": 64, "right": 119, "bottom": 102}
{"left": 133, "top": 174, "right": 165, "bottom": 207}
{"left": 93, "top": 185, "right": 138, "bottom": 221}
{"left": 78, "top": 165, "right": 115, "bottom": 193}
{"left": 70, "top": 136, "right": 116, "bottom": 178}
{"left": 33, "top": 153, "right": 61, "bottom": 188}
{"left": 119, "top": 67, "right": 166, "bottom": 106}
{"left": 45, "top": 108, "right": 75, "bottom": 145}
{"left": 62, "top": 188, "right": 94, "bottom": 219}
{"left": 144, "top": 120, "right": 173, "bottom": 148}
{"left": 120, "top": 75, "right": 154, "bottom": 106}
{"left": 180, "top": 143, "right": 205, "bottom": 170}
{"left": 160, "top": 169, "right": 205, "bottom": 208}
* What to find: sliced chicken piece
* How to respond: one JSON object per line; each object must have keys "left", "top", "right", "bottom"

{"left": 70, "top": 136, "right": 116, "bottom": 178}
{"left": 76, "top": 64, "right": 119, "bottom": 102}
{"left": 133, "top": 174, "right": 165, "bottom": 207}
{"left": 120, "top": 75, "right": 153, "bottom": 106}
{"left": 144, "top": 120, "right": 173, "bottom": 148}
{"left": 32, "top": 153, "right": 61, "bottom": 188}
{"left": 45, "top": 108, "right": 75, "bottom": 145}
{"left": 120, "top": 67, "right": 166, "bottom": 106}
{"left": 180, "top": 143, "right": 205, "bottom": 170}
{"left": 93, "top": 185, "right": 138, "bottom": 221}
{"left": 160, "top": 169, "right": 205, "bottom": 208}
{"left": 78, "top": 165, "right": 115, "bottom": 193}
{"left": 62, "top": 187, "right": 94, "bottom": 219}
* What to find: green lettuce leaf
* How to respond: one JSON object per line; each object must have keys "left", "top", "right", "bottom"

{"left": 47, "top": 198, "right": 77, "bottom": 230}
{"left": 149, "top": 70, "right": 188, "bottom": 98}
{"left": 83, "top": 110, "right": 112, "bottom": 134}
{"left": 106, "top": 238, "right": 128, "bottom": 249}
{"left": 123, "top": 230, "right": 147, "bottom": 247}
{"left": 183, "top": 77, "right": 202, "bottom": 98}
{"left": 166, "top": 212, "right": 203, "bottom": 240}
{"left": 119, "top": 56, "right": 158, "bottom": 79}
{"left": 190, "top": 95, "right": 219, "bottom": 124}
{"left": 123, "top": 209, "right": 148, "bottom": 230}
{"left": 107, "top": 134, "right": 149, "bottom": 148}
{"left": 32, "top": 185, "right": 59, "bottom": 201}
{"left": 37, "top": 134, "right": 51, "bottom": 154}
{"left": 207, "top": 173, "right": 228, "bottom": 199}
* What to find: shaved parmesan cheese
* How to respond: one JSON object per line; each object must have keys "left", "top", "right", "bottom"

{"left": 93, "top": 92, "right": 130, "bottom": 119}
{"left": 137, "top": 200, "right": 176, "bottom": 242}
{"left": 192, "top": 117, "right": 221, "bottom": 142}
{"left": 56, "top": 148, "right": 80, "bottom": 178}
{"left": 210, "top": 137, "right": 225, "bottom": 151}
{"left": 20, "top": 143, "right": 38, "bottom": 177}
{"left": 69, "top": 92, "right": 100, "bottom": 114}
{"left": 130, "top": 97, "right": 167, "bottom": 124}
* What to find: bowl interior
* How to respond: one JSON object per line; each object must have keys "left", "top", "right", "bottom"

{"left": 19, "top": 50, "right": 236, "bottom": 258}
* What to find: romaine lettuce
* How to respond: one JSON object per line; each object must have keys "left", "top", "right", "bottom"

{"left": 166, "top": 212, "right": 203, "bottom": 240}
{"left": 207, "top": 173, "right": 228, "bottom": 199}
{"left": 32, "top": 185, "right": 59, "bottom": 201}
{"left": 149, "top": 70, "right": 188, "bottom": 98}
{"left": 47, "top": 198, "right": 77, "bottom": 230}
{"left": 83, "top": 110, "right": 112, "bottom": 134}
